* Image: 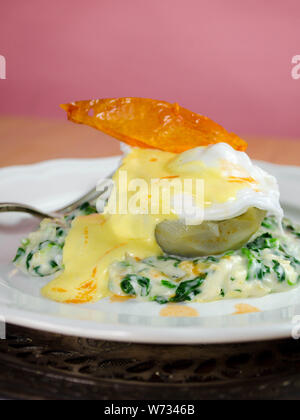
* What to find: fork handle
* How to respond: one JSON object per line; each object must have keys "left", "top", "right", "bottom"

{"left": 0, "top": 203, "right": 55, "bottom": 219}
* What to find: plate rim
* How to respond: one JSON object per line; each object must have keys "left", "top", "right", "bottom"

{"left": 0, "top": 156, "right": 299, "bottom": 344}
{"left": 0, "top": 304, "right": 293, "bottom": 344}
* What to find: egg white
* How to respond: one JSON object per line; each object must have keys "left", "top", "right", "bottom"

{"left": 168, "top": 143, "right": 283, "bottom": 225}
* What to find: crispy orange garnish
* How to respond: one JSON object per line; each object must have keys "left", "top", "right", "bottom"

{"left": 61, "top": 98, "right": 247, "bottom": 153}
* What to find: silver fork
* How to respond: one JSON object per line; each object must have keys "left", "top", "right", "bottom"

{"left": 0, "top": 172, "right": 114, "bottom": 220}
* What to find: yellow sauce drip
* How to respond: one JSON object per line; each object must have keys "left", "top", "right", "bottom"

{"left": 110, "top": 295, "right": 134, "bottom": 303}
{"left": 42, "top": 148, "right": 253, "bottom": 304}
{"left": 160, "top": 304, "right": 199, "bottom": 318}
{"left": 234, "top": 304, "right": 260, "bottom": 315}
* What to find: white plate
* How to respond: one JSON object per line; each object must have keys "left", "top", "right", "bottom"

{"left": 0, "top": 157, "right": 300, "bottom": 344}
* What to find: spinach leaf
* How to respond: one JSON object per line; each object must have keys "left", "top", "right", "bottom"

{"left": 33, "top": 263, "right": 60, "bottom": 278}
{"left": 193, "top": 255, "right": 220, "bottom": 265}
{"left": 282, "top": 219, "right": 300, "bottom": 238}
{"left": 242, "top": 248, "right": 270, "bottom": 280}
{"left": 120, "top": 274, "right": 151, "bottom": 297}
{"left": 170, "top": 274, "right": 207, "bottom": 303}
{"left": 161, "top": 280, "right": 177, "bottom": 289}
{"left": 289, "top": 256, "right": 300, "bottom": 269}
{"left": 33, "top": 266, "right": 45, "bottom": 277}
{"left": 287, "top": 275, "right": 300, "bottom": 287}
{"left": 223, "top": 251, "right": 235, "bottom": 257}
{"left": 152, "top": 296, "right": 169, "bottom": 305}
{"left": 79, "top": 202, "right": 97, "bottom": 216}
{"left": 50, "top": 260, "right": 59, "bottom": 269}
{"left": 256, "top": 262, "right": 270, "bottom": 280}
{"left": 205, "top": 256, "right": 219, "bottom": 262}
{"left": 157, "top": 255, "right": 182, "bottom": 267}
{"left": 247, "top": 233, "right": 278, "bottom": 252}
{"left": 241, "top": 248, "right": 255, "bottom": 280}
{"left": 119, "top": 261, "right": 131, "bottom": 268}
{"left": 273, "top": 260, "right": 286, "bottom": 283}
{"left": 261, "top": 216, "right": 277, "bottom": 230}
{"left": 137, "top": 276, "right": 150, "bottom": 297}
{"left": 65, "top": 214, "right": 76, "bottom": 223}
{"left": 120, "top": 276, "right": 136, "bottom": 296}
{"left": 38, "top": 240, "right": 57, "bottom": 250}
{"left": 26, "top": 252, "right": 34, "bottom": 270}
{"left": 56, "top": 227, "right": 65, "bottom": 238}
{"left": 13, "top": 247, "right": 25, "bottom": 263}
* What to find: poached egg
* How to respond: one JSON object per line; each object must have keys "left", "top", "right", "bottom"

{"left": 42, "top": 143, "right": 282, "bottom": 304}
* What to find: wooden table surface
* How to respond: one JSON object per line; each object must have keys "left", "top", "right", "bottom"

{"left": 0, "top": 116, "right": 299, "bottom": 167}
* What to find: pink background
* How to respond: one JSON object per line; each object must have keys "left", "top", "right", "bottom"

{"left": 0, "top": 0, "right": 299, "bottom": 138}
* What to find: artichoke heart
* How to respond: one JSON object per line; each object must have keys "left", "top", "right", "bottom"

{"left": 155, "top": 208, "right": 266, "bottom": 258}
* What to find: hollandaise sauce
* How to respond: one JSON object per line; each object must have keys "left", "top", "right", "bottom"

{"left": 13, "top": 147, "right": 300, "bottom": 304}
